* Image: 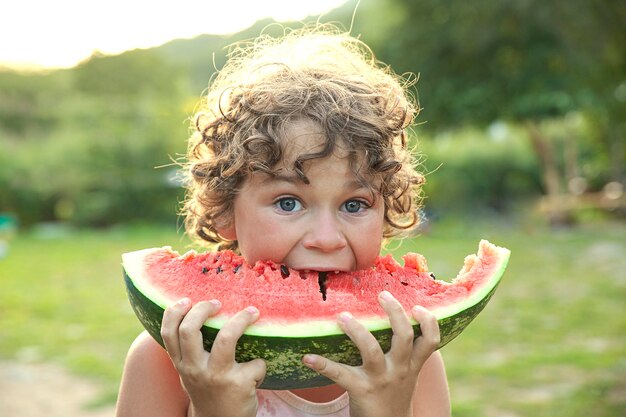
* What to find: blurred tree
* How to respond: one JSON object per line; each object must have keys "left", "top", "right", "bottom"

{"left": 382, "top": 0, "right": 572, "bottom": 123}
{"left": 381, "top": 0, "right": 625, "bottom": 219}
{"left": 555, "top": 1, "right": 626, "bottom": 184}
{"left": 0, "top": 69, "right": 71, "bottom": 136}
{"left": 73, "top": 48, "right": 186, "bottom": 97}
{"left": 0, "top": 49, "right": 189, "bottom": 227}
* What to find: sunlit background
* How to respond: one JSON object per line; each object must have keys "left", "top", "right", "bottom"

{"left": 0, "top": 0, "right": 347, "bottom": 69}
{"left": 0, "top": 1, "right": 624, "bottom": 416}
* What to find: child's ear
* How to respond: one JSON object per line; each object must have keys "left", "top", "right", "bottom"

{"left": 215, "top": 217, "right": 237, "bottom": 241}
{"left": 217, "top": 225, "right": 237, "bottom": 241}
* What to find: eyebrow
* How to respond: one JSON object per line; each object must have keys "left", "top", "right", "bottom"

{"left": 256, "top": 172, "right": 302, "bottom": 187}
{"left": 268, "top": 173, "right": 300, "bottom": 184}
{"left": 263, "top": 172, "right": 372, "bottom": 192}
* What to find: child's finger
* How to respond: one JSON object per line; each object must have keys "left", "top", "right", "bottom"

{"left": 241, "top": 358, "right": 267, "bottom": 388}
{"left": 336, "top": 312, "right": 385, "bottom": 373}
{"left": 410, "top": 306, "right": 441, "bottom": 365}
{"left": 178, "top": 300, "right": 222, "bottom": 365}
{"left": 378, "top": 291, "right": 414, "bottom": 364}
{"left": 208, "top": 306, "right": 260, "bottom": 370}
{"left": 160, "top": 298, "right": 193, "bottom": 363}
{"left": 302, "top": 354, "right": 352, "bottom": 387}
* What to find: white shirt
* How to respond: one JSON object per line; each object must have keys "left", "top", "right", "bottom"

{"left": 256, "top": 389, "right": 349, "bottom": 416}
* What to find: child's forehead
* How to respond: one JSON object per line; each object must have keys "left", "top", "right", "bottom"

{"left": 281, "top": 119, "right": 326, "bottom": 151}
{"left": 268, "top": 118, "right": 379, "bottom": 189}
{"left": 279, "top": 118, "right": 350, "bottom": 163}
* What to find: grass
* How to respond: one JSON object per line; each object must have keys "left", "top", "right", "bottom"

{"left": 1, "top": 216, "right": 625, "bottom": 415}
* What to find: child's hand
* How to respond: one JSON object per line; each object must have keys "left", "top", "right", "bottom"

{"left": 303, "top": 291, "right": 441, "bottom": 417}
{"left": 160, "top": 299, "right": 266, "bottom": 417}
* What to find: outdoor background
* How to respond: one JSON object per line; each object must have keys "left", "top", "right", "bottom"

{"left": 0, "top": 0, "right": 624, "bottom": 416}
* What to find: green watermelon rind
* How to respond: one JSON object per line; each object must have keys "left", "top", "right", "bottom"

{"left": 122, "top": 241, "right": 510, "bottom": 390}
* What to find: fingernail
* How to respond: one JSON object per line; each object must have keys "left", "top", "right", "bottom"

{"left": 413, "top": 305, "right": 425, "bottom": 314}
{"left": 338, "top": 312, "right": 353, "bottom": 325}
{"left": 302, "top": 354, "right": 317, "bottom": 367}
{"left": 209, "top": 299, "right": 221, "bottom": 307}
{"left": 245, "top": 306, "right": 259, "bottom": 316}
{"left": 380, "top": 291, "right": 394, "bottom": 302}
{"left": 176, "top": 298, "right": 191, "bottom": 306}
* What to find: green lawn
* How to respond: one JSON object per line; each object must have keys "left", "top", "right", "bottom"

{"left": 1, "top": 217, "right": 624, "bottom": 415}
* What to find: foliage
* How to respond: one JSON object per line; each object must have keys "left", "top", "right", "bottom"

{"left": 416, "top": 126, "right": 541, "bottom": 214}
{"left": 73, "top": 49, "right": 186, "bottom": 97}
{"left": 0, "top": 69, "right": 71, "bottom": 135}
{"left": 0, "top": 1, "right": 623, "bottom": 227}
{"left": 378, "top": 0, "right": 624, "bottom": 125}
{"left": 374, "top": 0, "right": 625, "bottom": 183}
{"left": 0, "top": 50, "right": 188, "bottom": 226}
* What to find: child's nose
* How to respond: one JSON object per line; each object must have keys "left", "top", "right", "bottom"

{"left": 302, "top": 213, "right": 347, "bottom": 252}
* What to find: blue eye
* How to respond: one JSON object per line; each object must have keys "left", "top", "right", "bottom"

{"left": 277, "top": 197, "right": 302, "bottom": 212}
{"left": 343, "top": 200, "right": 364, "bottom": 213}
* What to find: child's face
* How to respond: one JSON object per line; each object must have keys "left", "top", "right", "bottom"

{"left": 219, "top": 120, "right": 385, "bottom": 272}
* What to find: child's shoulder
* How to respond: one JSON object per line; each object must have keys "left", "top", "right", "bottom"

{"left": 129, "top": 330, "right": 159, "bottom": 349}
{"left": 124, "top": 331, "right": 175, "bottom": 374}
{"left": 117, "top": 332, "right": 189, "bottom": 415}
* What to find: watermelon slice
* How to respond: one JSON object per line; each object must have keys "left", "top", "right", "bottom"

{"left": 122, "top": 239, "right": 510, "bottom": 389}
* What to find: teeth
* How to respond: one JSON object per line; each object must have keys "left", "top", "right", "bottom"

{"left": 334, "top": 271, "right": 339, "bottom": 274}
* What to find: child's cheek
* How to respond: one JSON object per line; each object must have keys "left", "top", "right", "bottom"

{"left": 238, "top": 217, "right": 295, "bottom": 265}
{"left": 352, "top": 214, "right": 385, "bottom": 270}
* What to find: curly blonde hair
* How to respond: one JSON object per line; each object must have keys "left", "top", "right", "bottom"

{"left": 183, "top": 26, "right": 424, "bottom": 250}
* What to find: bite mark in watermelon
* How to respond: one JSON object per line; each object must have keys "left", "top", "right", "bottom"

{"left": 122, "top": 240, "right": 510, "bottom": 389}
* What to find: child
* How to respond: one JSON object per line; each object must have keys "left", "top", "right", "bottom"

{"left": 116, "top": 26, "right": 450, "bottom": 417}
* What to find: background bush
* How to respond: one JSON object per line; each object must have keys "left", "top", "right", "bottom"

{"left": 417, "top": 127, "right": 542, "bottom": 215}
{"left": 0, "top": 55, "right": 188, "bottom": 227}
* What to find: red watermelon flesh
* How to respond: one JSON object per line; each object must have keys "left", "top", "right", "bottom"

{"left": 129, "top": 239, "right": 505, "bottom": 329}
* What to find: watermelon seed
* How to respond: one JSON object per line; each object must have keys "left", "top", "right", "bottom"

{"left": 216, "top": 266, "right": 222, "bottom": 274}
{"left": 318, "top": 272, "right": 328, "bottom": 301}
{"left": 430, "top": 273, "right": 436, "bottom": 280}
{"left": 201, "top": 267, "right": 209, "bottom": 274}
{"left": 233, "top": 265, "right": 241, "bottom": 273}
{"left": 401, "top": 281, "right": 408, "bottom": 286}
{"left": 280, "top": 265, "right": 290, "bottom": 278}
